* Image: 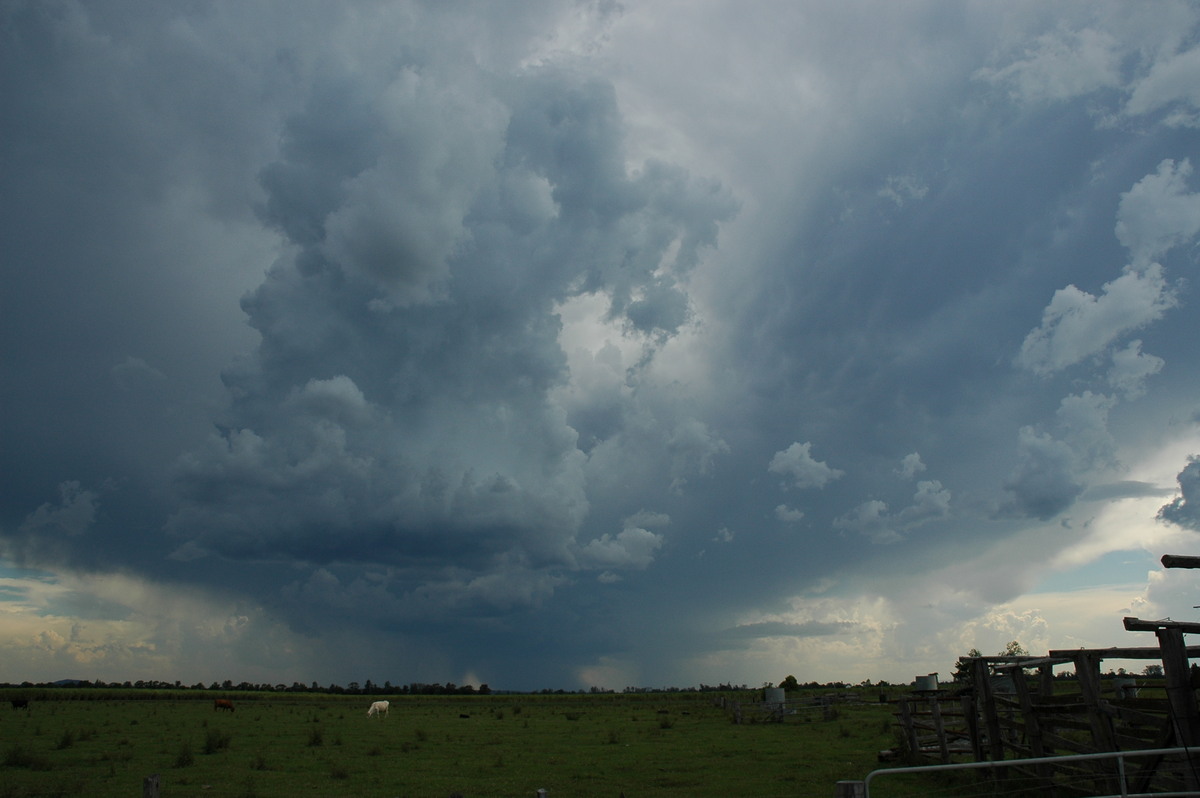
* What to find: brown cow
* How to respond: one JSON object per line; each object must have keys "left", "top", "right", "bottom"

{"left": 214, "top": 699, "right": 235, "bottom": 712}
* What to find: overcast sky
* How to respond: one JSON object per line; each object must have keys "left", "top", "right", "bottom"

{"left": 4, "top": 1, "right": 1200, "bottom": 691}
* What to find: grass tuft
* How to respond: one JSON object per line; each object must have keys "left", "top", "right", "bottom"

{"left": 203, "top": 728, "right": 232, "bottom": 754}
{"left": 173, "top": 742, "right": 194, "bottom": 768}
{"left": 4, "top": 743, "right": 52, "bottom": 771}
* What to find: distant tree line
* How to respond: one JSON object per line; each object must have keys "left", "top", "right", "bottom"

{"left": 0, "top": 678, "right": 493, "bottom": 695}
{"left": 0, "top": 679, "right": 765, "bottom": 695}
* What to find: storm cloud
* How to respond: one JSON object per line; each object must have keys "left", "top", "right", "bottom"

{"left": 4, "top": 1, "right": 1200, "bottom": 690}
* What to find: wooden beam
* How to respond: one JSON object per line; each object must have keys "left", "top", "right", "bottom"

{"left": 1049, "top": 645, "right": 1200, "bottom": 659}
{"left": 1124, "top": 617, "right": 1200, "bottom": 634}
{"left": 991, "top": 657, "right": 1072, "bottom": 670}
{"left": 1161, "top": 554, "right": 1200, "bottom": 569}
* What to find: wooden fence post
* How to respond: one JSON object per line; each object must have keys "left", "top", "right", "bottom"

{"left": 961, "top": 691, "right": 983, "bottom": 761}
{"left": 1157, "top": 625, "right": 1200, "bottom": 790}
{"left": 833, "top": 780, "right": 866, "bottom": 797}
{"left": 971, "top": 658, "right": 1003, "bottom": 762}
{"left": 929, "top": 694, "right": 949, "bottom": 763}
{"left": 142, "top": 774, "right": 160, "bottom": 798}
{"left": 897, "top": 698, "right": 918, "bottom": 757}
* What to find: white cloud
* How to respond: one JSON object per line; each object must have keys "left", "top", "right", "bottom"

{"left": 896, "top": 452, "right": 926, "bottom": 480}
{"left": 834, "top": 500, "right": 900, "bottom": 545}
{"left": 835, "top": 481, "right": 951, "bottom": 544}
{"left": 975, "top": 27, "right": 1121, "bottom": 103}
{"left": 768, "top": 442, "right": 844, "bottom": 490}
{"left": 579, "top": 526, "right": 665, "bottom": 570}
{"left": 896, "top": 481, "right": 952, "bottom": 527}
{"left": 1016, "top": 264, "right": 1177, "bottom": 376}
{"left": 877, "top": 174, "right": 928, "bottom": 207}
{"left": 775, "top": 505, "right": 804, "bottom": 523}
{"left": 1108, "top": 340, "right": 1164, "bottom": 399}
{"left": 1055, "top": 391, "right": 1118, "bottom": 471}
{"left": 1125, "top": 46, "right": 1200, "bottom": 124}
{"left": 1114, "top": 159, "right": 1200, "bottom": 268}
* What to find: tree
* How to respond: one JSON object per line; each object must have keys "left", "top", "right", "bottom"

{"left": 778, "top": 675, "right": 800, "bottom": 691}
{"left": 953, "top": 648, "right": 983, "bottom": 683}
{"left": 1000, "top": 640, "right": 1028, "bottom": 657}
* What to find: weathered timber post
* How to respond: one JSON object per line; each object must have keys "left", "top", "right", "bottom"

{"left": 971, "top": 658, "right": 1004, "bottom": 762}
{"left": 1073, "top": 651, "right": 1122, "bottom": 795}
{"left": 961, "top": 692, "right": 983, "bottom": 761}
{"left": 142, "top": 774, "right": 160, "bottom": 798}
{"left": 1007, "top": 665, "right": 1045, "bottom": 758}
{"left": 1038, "top": 662, "right": 1054, "bottom": 697}
{"left": 1036, "top": 662, "right": 1056, "bottom": 745}
{"left": 1074, "top": 652, "right": 1118, "bottom": 752}
{"left": 1124, "top": 616, "right": 1200, "bottom": 790}
{"left": 1157, "top": 625, "right": 1200, "bottom": 790}
{"left": 929, "top": 694, "right": 950, "bottom": 763}
{"left": 1006, "top": 663, "right": 1054, "bottom": 793}
{"left": 834, "top": 779, "right": 866, "bottom": 797}
{"left": 897, "top": 698, "right": 918, "bottom": 757}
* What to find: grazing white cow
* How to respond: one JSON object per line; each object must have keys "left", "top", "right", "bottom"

{"left": 367, "top": 700, "right": 389, "bottom": 718}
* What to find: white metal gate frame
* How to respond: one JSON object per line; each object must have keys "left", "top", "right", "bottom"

{"left": 855, "top": 746, "right": 1200, "bottom": 798}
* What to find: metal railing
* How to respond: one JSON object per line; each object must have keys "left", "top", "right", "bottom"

{"left": 852, "top": 746, "right": 1200, "bottom": 797}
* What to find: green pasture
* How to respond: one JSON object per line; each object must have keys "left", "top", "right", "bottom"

{"left": 0, "top": 688, "right": 913, "bottom": 797}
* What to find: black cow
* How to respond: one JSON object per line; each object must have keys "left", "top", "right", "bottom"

{"left": 11, "top": 699, "right": 29, "bottom": 710}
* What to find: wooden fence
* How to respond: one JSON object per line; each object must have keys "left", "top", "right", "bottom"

{"left": 894, "top": 638, "right": 1200, "bottom": 795}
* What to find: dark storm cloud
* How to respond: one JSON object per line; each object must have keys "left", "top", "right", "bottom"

{"left": 166, "top": 57, "right": 736, "bottom": 606}
{"left": 5, "top": 1, "right": 1200, "bottom": 690}
{"left": 1159, "top": 458, "right": 1200, "bottom": 530}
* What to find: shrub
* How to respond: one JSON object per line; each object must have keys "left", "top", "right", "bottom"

{"left": 174, "top": 743, "right": 194, "bottom": 768}
{"left": 204, "top": 728, "right": 232, "bottom": 754}
{"left": 4, "top": 743, "right": 50, "bottom": 771}
{"left": 307, "top": 727, "right": 324, "bottom": 747}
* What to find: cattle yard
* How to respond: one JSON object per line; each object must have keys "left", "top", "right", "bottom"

{"left": 0, "top": 688, "right": 907, "bottom": 797}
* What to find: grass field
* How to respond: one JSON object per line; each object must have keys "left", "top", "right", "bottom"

{"left": 0, "top": 688, "right": 907, "bottom": 797}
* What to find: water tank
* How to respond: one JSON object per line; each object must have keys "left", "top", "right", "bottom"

{"left": 765, "top": 687, "right": 786, "bottom": 704}
{"left": 914, "top": 673, "right": 938, "bottom": 691}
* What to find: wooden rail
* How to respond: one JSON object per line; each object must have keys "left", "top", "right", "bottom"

{"left": 893, "top": 646, "right": 1200, "bottom": 794}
